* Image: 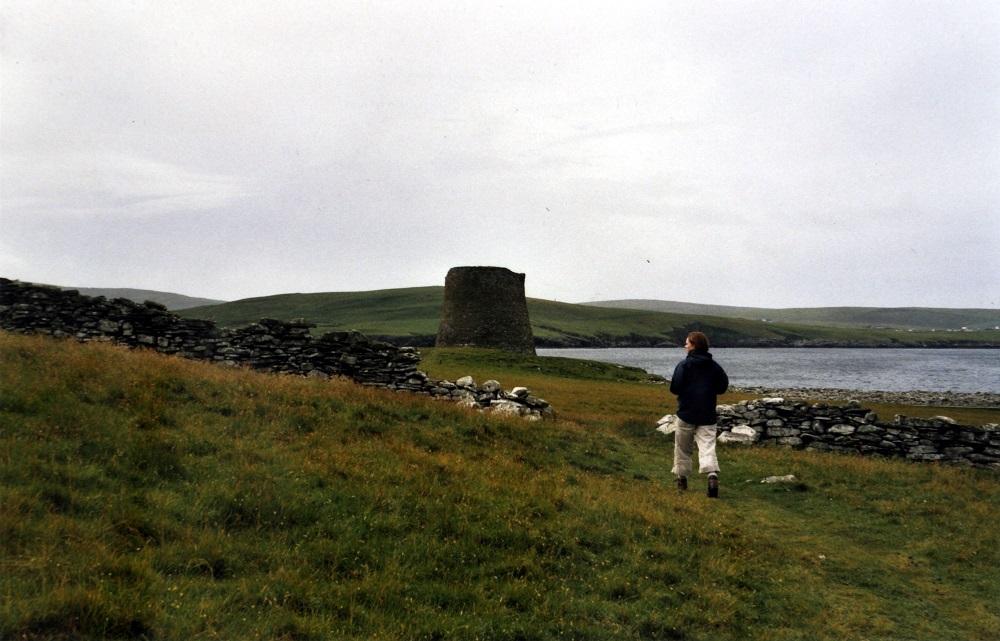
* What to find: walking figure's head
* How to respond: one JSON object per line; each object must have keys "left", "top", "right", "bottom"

{"left": 685, "top": 331, "right": 709, "bottom": 353}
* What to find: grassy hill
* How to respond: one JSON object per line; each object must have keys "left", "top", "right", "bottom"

{"left": 68, "top": 287, "right": 227, "bottom": 310}
{"left": 180, "top": 287, "right": 1000, "bottom": 348}
{"left": 2, "top": 331, "right": 999, "bottom": 640}
{"left": 182, "top": 286, "right": 446, "bottom": 339}
{"left": 583, "top": 299, "right": 1000, "bottom": 331}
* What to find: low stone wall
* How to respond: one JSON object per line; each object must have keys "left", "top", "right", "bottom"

{"left": 0, "top": 278, "right": 552, "bottom": 419}
{"left": 709, "top": 398, "right": 999, "bottom": 469}
{"left": 731, "top": 386, "right": 1000, "bottom": 409}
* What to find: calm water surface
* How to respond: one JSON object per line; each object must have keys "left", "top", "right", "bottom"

{"left": 536, "top": 348, "right": 1000, "bottom": 393}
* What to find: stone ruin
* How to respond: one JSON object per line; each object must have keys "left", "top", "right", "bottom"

{"left": 435, "top": 266, "right": 536, "bottom": 355}
{"left": 658, "top": 398, "right": 999, "bottom": 469}
{"left": 0, "top": 278, "right": 553, "bottom": 420}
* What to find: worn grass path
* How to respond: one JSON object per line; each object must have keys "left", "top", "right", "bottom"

{"left": 1, "top": 333, "right": 998, "bottom": 640}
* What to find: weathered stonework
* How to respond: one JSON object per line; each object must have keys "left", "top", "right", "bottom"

{"left": 731, "top": 386, "right": 1000, "bottom": 409}
{"left": 0, "top": 278, "right": 553, "bottom": 419}
{"left": 710, "top": 398, "right": 999, "bottom": 469}
{"left": 435, "top": 266, "right": 536, "bottom": 355}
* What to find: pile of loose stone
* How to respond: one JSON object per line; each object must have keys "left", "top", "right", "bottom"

{"left": 0, "top": 278, "right": 552, "bottom": 420}
{"left": 424, "top": 376, "right": 554, "bottom": 421}
{"left": 704, "top": 397, "right": 999, "bottom": 468}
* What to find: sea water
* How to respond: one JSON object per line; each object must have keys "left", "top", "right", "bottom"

{"left": 536, "top": 347, "right": 1000, "bottom": 393}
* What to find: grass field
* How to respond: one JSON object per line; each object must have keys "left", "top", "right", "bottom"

{"left": 179, "top": 287, "right": 1000, "bottom": 348}
{"left": 2, "top": 332, "right": 999, "bottom": 640}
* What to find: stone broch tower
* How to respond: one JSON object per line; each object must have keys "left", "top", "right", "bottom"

{"left": 435, "top": 266, "right": 536, "bottom": 355}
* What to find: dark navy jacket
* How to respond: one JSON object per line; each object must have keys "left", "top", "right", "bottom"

{"left": 670, "top": 350, "right": 729, "bottom": 425}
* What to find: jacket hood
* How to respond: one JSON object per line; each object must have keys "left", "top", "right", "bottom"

{"left": 687, "top": 350, "right": 713, "bottom": 361}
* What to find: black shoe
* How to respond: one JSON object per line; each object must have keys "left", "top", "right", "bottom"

{"left": 676, "top": 476, "right": 688, "bottom": 491}
{"left": 707, "top": 474, "right": 719, "bottom": 499}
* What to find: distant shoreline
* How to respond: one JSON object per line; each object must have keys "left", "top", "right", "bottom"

{"left": 534, "top": 347, "right": 1000, "bottom": 400}
{"left": 533, "top": 339, "right": 1000, "bottom": 349}
{"left": 376, "top": 335, "right": 1000, "bottom": 349}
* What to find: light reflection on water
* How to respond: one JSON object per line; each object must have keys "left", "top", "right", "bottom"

{"left": 536, "top": 347, "right": 1000, "bottom": 393}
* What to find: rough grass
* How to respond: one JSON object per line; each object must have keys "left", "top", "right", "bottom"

{"left": 1, "top": 332, "right": 999, "bottom": 640}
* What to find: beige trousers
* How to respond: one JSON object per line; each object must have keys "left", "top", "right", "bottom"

{"left": 671, "top": 418, "right": 720, "bottom": 476}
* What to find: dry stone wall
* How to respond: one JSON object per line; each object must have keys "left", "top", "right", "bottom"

{"left": 731, "top": 386, "right": 1000, "bottom": 409}
{"left": 709, "top": 398, "right": 999, "bottom": 469}
{"left": 0, "top": 278, "right": 552, "bottom": 419}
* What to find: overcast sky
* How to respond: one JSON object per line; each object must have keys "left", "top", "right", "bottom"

{"left": 2, "top": 1, "right": 998, "bottom": 308}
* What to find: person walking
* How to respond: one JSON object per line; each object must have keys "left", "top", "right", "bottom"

{"left": 670, "top": 331, "right": 729, "bottom": 498}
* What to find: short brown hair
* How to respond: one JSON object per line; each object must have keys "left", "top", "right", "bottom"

{"left": 686, "top": 331, "right": 709, "bottom": 350}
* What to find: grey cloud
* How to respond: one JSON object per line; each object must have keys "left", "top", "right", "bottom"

{"left": 1, "top": 1, "right": 997, "bottom": 307}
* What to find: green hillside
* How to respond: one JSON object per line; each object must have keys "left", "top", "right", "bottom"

{"left": 181, "top": 286, "right": 446, "bottom": 338}
{"left": 181, "top": 287, "right": 1000, "bottom": 348}
{"left": 583, "top": 299, "right": 1000, "bottom": 331}
{"left": 2, "top": 332, "right": 999, "bottom": 640}
{"left": 69, "top": 288, "right": 227, "bottom": 310}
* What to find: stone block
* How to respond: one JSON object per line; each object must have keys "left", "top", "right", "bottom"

{"left": 489, "top": 399, "right": 525, "bottom": 417}
{"left": 828, "top": 424, "right": 856, "bottom": 435}
{"left": 719, "top": 430, "right": 754, "bottom": 444}
{"left": 944, "top": 447, "right": 974, "bottom": 456}
{"left": 908, "top": 453, "right": 946, "bottom": 461}
{"left": 907, "top": 445, "right": 938, "bottom": 455}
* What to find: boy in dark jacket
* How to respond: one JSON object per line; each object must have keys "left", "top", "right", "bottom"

{"left": 670, "top": 331, "right": 729, "bottom": 497}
